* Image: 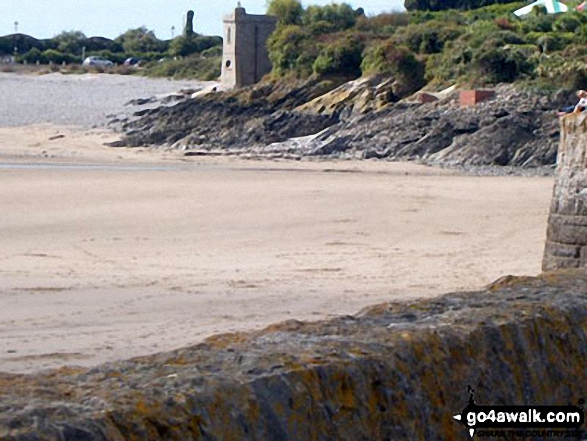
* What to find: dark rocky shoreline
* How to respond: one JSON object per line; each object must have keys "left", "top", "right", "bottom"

{"left": 111, "top": 79, "right": 567, "bottom": 171}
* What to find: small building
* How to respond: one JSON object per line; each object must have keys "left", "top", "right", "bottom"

{"left": 221, "top": 6, "right": 277, "bottom": 88}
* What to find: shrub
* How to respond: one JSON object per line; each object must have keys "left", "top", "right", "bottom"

{"left": 312, "top": 34, "right": 364, "bottom": 77}
{"left": 553, "top": 14, "right": 582, "bottom": 33}
{"left": 303, "top": 4, "right": 358, "bottom": 31}
{"left": 267, "top": 0, "right": 304, "bottom": 25}
{"left": 471, "top": 43, "right": 535, "bottom": 83}
{"left": 169, "top": 35, "right": 222, "bottom": 57}
{"left": 41, "top": 49, "right": 77, "bottom": 64}
{"left": 526, "top": 32, "right": 575, "bottom": 53}
{"left": 404, "top": 0, "right": 522, "bottom": 12}
{"left": 267, "top": 25, "right": 317, "bottom": 76}
{"left": 143, "top": 54, "right": 221, "bottom": 80}
{"left": 521, "top": 13, "right": 556, "bottom": 33}
{"left": 53, "top": 31, "right": 86, "bottom": 55}
{"left": 355, "top": 12, "right": 410, "bottom": 35}
{"left": 362, "top": 42, "right": 425, "bottom": 94}
{"left": 535, "top": 55, "right": 587, "bottom": 90}
{"left": 115, "top": 27, "right": 166, "bottom": 53}
{"left": 394, "top": 21, "right": 464, "bottom": 54}
{"left": 21, "top": 47, "right": 46, "bottom": 64}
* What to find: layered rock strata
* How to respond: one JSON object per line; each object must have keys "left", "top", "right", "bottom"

{"left": 543, "top": 113, "right": 587, "bottom": 270}
{"left": 1, "top": 271, "right": 587, "bottom": 440}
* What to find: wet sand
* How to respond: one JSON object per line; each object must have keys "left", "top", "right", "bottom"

{"left": 0, "top": 125, "right": 554, "bottom": 373}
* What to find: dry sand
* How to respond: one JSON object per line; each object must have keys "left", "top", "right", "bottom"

{"left": 0, "top": 125, "right": 554, "bottom": 373}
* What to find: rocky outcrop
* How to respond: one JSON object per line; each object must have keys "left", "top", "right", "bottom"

{"left": 114, "top": 81, "right": 561, "bottom": 168}
{"left": 260, "top": 85, "right": 559, "bottom": 167}
{"left": 2, "top": 270, "right": 587, "bottom": 440}
{"left": 113, "top": 77, "right": 348, "bottom": 149}
{"left": 543, "top": 113, "right": 587, "bottom": 270}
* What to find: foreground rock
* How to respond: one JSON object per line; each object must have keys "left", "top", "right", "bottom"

{"left": 2, "top": 270, "right": 587, "bottom": 440}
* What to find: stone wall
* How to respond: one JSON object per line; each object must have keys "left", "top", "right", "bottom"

{"left": 543, "top": 113, "right": 587, "bottom": 270}
{"left": 2, "top": 271, "right": 587, "bottom": 440}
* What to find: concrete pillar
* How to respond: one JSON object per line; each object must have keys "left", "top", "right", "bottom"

{"left": 543, "top": 113, "right": 587, "bottom": 270}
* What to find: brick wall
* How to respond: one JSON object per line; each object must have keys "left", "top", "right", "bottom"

{"left": 459, "top": 90, "right": 495, "bottom": 107}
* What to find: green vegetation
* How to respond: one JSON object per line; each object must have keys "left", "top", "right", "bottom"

{"left": 404, "top": 0, "right": 519, "bottom": 12}
{"left": 0, "top": 26, "right": 222, "bottom": 80}
{"left": 266, "top": 0, "right": 587, "bottom": 91}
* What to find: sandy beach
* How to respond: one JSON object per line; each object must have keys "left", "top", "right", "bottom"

{"left": 0, "top": 124, "right": 555, "bottom": 373}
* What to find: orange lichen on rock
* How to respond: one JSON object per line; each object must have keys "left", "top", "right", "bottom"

{"left": 1, "top": 272, "right": 587, "bottom": 440}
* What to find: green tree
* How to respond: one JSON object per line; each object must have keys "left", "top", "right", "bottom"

{"left": 267, "top": 0, "right": 304, "bottom": 25}
{"left": 267, "top": 24, "right": 316, "bottom": 75}
{"left": 22, "top": 47, "right": 46, "bottom": 63}
{"left": 115, "top": 27, "right": 165, "bottom": 53}
{"left": 303, "top": 4, "right": 358, "bottom": 31}
{"left": 169, "top": 35, "right": 222, "bottom": 57}
{"left": 53, "top": 30, "right": 87, "bottom": 55}
{"left": 312, "top": 34, "right": 364, "bottom": 77}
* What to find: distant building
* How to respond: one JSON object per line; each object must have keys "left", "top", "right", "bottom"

{"left": 221, "top": 6, "right": 277, "bottom": 88}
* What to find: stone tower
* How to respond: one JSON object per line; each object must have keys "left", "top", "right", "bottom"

{"left": 543, "top": 114, "right": 587, "bottom": 270}
{"left": 221, "top": 6, "right": 277, "bottom": 88}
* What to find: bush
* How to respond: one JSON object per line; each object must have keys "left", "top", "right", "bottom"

{"left": 526, "top": 32, "right": 575, "bottom": 53}
{"left": 267, "top": 25, "right": 317, "bottom": 76}
{"left": 115, "top": 27, "right": 166, "bottom": 53}
{"left": 471, "top": 43, "right": 535, "bottom": 83}
{"left": 355, "top": 12, "right": 410, "bottom": 35}
{"left": 21, "top": 47, "right": 46, "bottom": 64}
{"left": 553, "top": 14, "right": 582, "bottom": 33}
{"left": 267, "top": 0, "right": 304, "bottom": 25}
{"left": 169, "top": 35, "right": 222, "bottom": 57}
{"left": 42, "top": 49, "right": 77, "bottom": 64}
{"left": 535, "top": 55, "right": 587, "bottom": 90}
{"left": 303, "top": 4, "right": 358, "bottom": 31}
{"left": 394, "top": 21, "right": 464, "bottom": 54}
{"left": 404, "top": 0, "right": 522, "bottom": 12}
{"left": 53, "top": 31, "right": 86, "bottom": 55}
{"left": 201, "top": 45, "right": 222, "bottom": 58}
{"left": 521, "top": 13, "right": 556, "bottom": 33}
{"left": 143, "top": 54, "right": 221, "bottom": 80}
{"left": 362, "top": 42, "right": 425, "bottom": 94}
{"left": 312, "top": 34, "right": 364, "bottom": 77}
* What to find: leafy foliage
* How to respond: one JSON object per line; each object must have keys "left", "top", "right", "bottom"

{"left": 362, "top": 42, "right": 425, "bottom": 93}
{"left": 169, "top": 35, "right": 222, "bottom": 57}
{"left": 114, "top": 27, "right": 167, "bottom": 53}
{"left": 267, "top": 0, "right": 304, "bottom": 25}
{"left": 404, "top": 0, "right": 521, "bottom": 12}
{"left": 313, "top": 34, "right": 364, "bottom": 76}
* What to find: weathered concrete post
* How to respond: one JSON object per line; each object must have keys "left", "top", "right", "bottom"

{"left": 543, "top": 114, "right": 587, "bottom": 270}
{"left": 185, "top": 10, "right": 195, "bottom": 36}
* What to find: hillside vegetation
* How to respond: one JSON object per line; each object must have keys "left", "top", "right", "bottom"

{"left": 0, "top": 28, "right": 222, "bottom": 80}
{"left": 267, "top": 0, "right": 587, "bottom": 93}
